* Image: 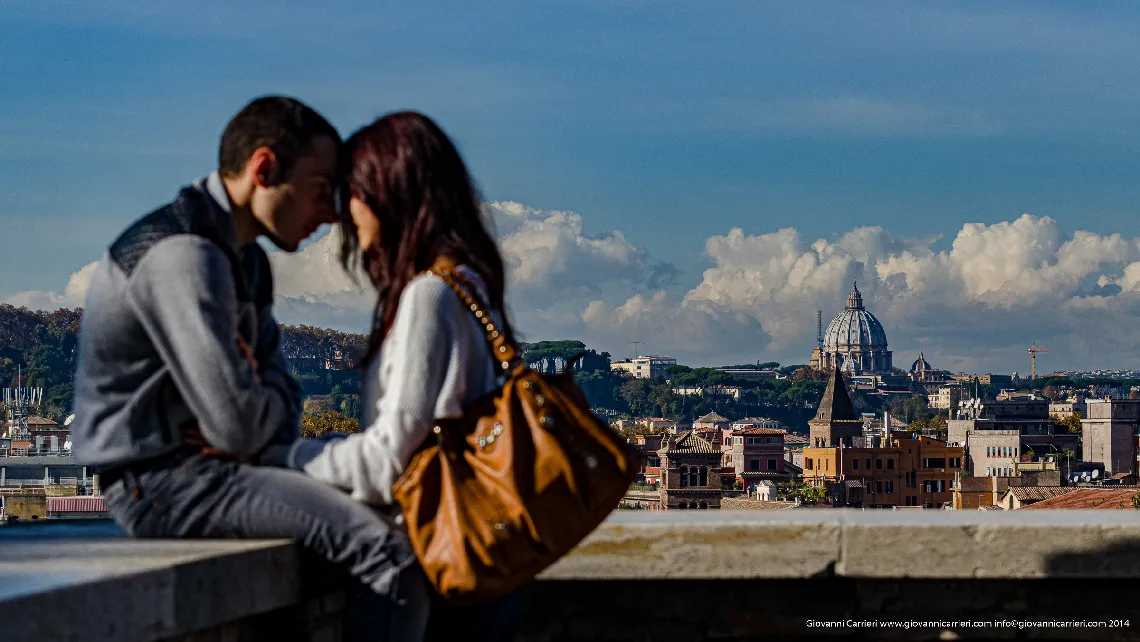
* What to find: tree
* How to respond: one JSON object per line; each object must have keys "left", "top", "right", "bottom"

{"left": 900, "top": 395, "right": 931, "bottom": 423}
{"left": 911, "top": 414, "right": 948, "bottom": 439}
{"left": 647, "top": 383, "right": 676, "bottom": 417}
{"left": 300, "top": 410, "right": 360, "bottom": 438}
{"left": 1043, "top": 385, "right": 1061, "bottom": 401}
{"left": 303, "top": 396, "right": 337, "bottom": 416}
{"left": 340, "top": 394, "right": 362, "bottom": 420}
{"left": 790, "top": 484, "right": 826, "bottom": 504}
{"left": 1055, "top": 413, "right": 1082, "bottom": 434}
{"left": 619, "top": 379, "right": 652, "bottom": 416}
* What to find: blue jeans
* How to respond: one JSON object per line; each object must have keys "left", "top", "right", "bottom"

{"left": 103, "top": 453, "right": 430, "bottom": 641}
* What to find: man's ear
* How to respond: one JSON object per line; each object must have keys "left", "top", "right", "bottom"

{"left": 248, "top": 147, "right": 278, "bottom": 187}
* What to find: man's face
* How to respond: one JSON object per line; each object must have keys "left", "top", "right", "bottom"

{"left": 252, "top": 135, "right": 339, "bottom": 252}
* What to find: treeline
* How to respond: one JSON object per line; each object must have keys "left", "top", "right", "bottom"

{"left": 0, "top": 306, "right": 374, "bottom": 421}
{"left": 0, "top": 305, "right": 82, "bottom": 421}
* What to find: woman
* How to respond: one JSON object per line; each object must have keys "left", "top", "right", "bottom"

{"left": 285, "top": 111, "right": 521, "bottom": 641}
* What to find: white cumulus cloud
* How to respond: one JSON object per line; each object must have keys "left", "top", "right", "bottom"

{"left": 14, "top": 204, "right": 1140, "bottom": 373}
{"left": 4, "top": 260, "right": 99, "bottom": 310}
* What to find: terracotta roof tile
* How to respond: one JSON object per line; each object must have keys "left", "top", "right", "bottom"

{"left": 1007, "top": 486, "right": 1075, "bottom": 502}
{"left": 1021, "top": 488, "right": 1138, "bottom": 510}
{"left": 665, "top": 430, "right": 721, "bottom": 454}
{"left": 736, "top": 427, "right": 787, "bottom": 435}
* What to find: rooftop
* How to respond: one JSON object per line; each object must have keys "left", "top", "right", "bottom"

{"left": 735, "top": 427, "right": 787, "bottom": 436}
{"left": 1022, "top": 488, "right": 1139, "bottom": 510}
{"left": 1005, "top": 486, "right": 1077, "bottom": 502}
{"left": 812, "top": 366, "right": 857, "bottom": 423}
{"left": 662, "top": 431, "right": 720, "bottom": 454}
{"left": 693, "top": 412, "right": 729, "bottom": 424}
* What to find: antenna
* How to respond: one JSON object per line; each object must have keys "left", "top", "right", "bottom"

{"left": 629, "top": 341, "right": 645, "bottom": 357}
{"left": 3, "top": 364, "right": 43, "bottom": 441}
{"left": 816, "top": 310, "right": 823, "bottom": 348}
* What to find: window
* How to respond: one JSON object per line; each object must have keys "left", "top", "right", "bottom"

{"left": 806, "top": 458, "right": 813, "bottom": 470}
{"left": 987, "top": 447, "right": 992, "bottom": 457}
{"left": 750, "top": 459, "right": 760, "bottom": 471}
{"left": 876, "top": 458, "right": 883, "bottom": 470}
{"left": 853, "top": 459, "right": 859, "bottom": 470}
{"left": 923, "top": 457, "right": 946, "bottom": 469}
{"left": 680, "top": 466, "right": 689, "bottom": 488}
{"left": 985, "top": 467, "right": 991, "bottom": 476}
{"left": 648, "top": 457, "right": 660, "bottom": 467}
{"left": 866, "top": 458, "right": 871, "bottom": 469}
{"left": 698, "top": 467, "right": 708, "bottom": 487}
{"left": 875, "top": 480, "right": 883, "bottom": 493}
{"left": 885, "top": 481, "right": 894, "bottom": 494}
{"left": 887, "top": 459, "right": 894, "bottom": 469}
{"left": 736, "top": 437, "right": 743, "bottom": 445}
{"left": 767, "top": 458, "right": 778, "bottom": 471}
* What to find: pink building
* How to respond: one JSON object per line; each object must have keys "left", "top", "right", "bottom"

{"left": 724, "top": 427, "right": 790, "bottom": 490}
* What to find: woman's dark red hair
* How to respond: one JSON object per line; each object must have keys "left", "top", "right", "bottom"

{"left": 340, "top": 111, "right": 513, "bottom": 366}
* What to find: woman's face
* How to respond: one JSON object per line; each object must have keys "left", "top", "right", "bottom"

{"left": 349, "top": 195, "right": 381, "bottom": 254}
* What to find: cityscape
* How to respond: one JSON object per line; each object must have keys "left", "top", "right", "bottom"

{"left": 4, "top": 280, "right": 1140, "bottom": 520}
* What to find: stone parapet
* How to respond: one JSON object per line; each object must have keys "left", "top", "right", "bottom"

{"left": 5, "top": 511, "right": 1140, "bottom": 640}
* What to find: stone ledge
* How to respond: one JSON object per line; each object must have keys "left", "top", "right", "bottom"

{"left": 0, "top": 537, "right": 300, "bottom": 642}
{"left": 542, "top": 510, "right": 1140, "bottom": 581}
{"left": 6, "top": 510, "right": 1140, "bottom": 641}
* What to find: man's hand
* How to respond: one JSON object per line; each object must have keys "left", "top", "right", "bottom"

{"left": 183, "top": 422, "right": 252, "bottom": 463}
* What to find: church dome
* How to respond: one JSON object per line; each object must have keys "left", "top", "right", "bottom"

{"left": 910, "top": 352, "right": 932, "bottom": 373}
{"left": 823, "top": 282, "right": 888, "bottom": 351}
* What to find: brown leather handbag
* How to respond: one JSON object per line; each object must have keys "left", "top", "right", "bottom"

{"left": 391, "top": 263, "right": 642, "bottom": 604}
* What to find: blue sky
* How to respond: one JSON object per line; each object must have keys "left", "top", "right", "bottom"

{"left": 5, "top": 2, "right": 1140, "bottom": 372}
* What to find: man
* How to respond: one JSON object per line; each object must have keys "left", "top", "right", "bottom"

{"left": 71, "top": 96, "right": 427, "bottom": 640}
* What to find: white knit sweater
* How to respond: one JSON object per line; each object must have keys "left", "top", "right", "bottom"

{"left": 301, "top": 268, "right": 501, "bottom": 505}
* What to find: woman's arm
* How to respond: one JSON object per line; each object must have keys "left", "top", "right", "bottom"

{"left": 293, "top": 276, "right": 473, "bottom": 505}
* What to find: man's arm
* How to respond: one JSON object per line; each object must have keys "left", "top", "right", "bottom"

{"left": 253, "top": 308, "right": 303, "bottom": 445}
{"left": 125, "top": 235, "right": 293, "bottom": 455}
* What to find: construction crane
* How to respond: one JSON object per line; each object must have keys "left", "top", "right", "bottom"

{"left": 1028, "top": 343, "right": 1050, "bottom": 380}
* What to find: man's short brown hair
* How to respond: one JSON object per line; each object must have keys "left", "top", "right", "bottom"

{"left": 218, "top": 96, "right": 341, "bottom": 183}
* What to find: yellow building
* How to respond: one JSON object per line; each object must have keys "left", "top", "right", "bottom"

{"left": 2, "top": 494, "right": 47, "bottom": 521}
{"left": 803, "top": 433, "right": 964, "bottom": 508}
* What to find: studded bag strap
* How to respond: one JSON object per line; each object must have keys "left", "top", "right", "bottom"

{"left": 426, "top": 264, "right": 524, "bottom": 377}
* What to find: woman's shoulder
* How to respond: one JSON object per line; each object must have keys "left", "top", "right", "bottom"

{"left": 399, "top": 272, "right": 463, "bottom": 312}
{"left": 402, "top": 265, "right": 490, "bottom": 307}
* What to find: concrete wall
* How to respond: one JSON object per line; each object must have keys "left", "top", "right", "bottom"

{"left": 9, "top": 512, "right": 1140, "bottom": 641}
